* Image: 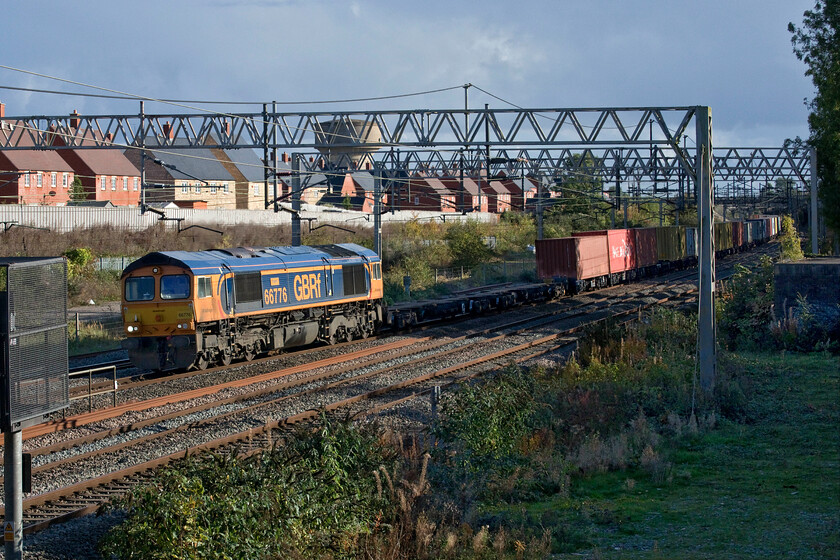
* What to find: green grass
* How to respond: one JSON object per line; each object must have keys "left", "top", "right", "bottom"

{"left": 508, "top": 351, "right": 839, "bottom": 559}
{"left": 68, "top": 321, "right": 123, "bottom": 355}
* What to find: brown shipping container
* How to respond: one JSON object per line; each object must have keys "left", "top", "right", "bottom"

{"left": 732, "top": 221, "right": 744, "bottom": 250}
{"left": 654, "top": 226, "right": 686, "bottom": 263}
{"left": 634, "top": 228, "right": 658, "bottom": 268}
{"left": 536, "top": 236, "right": 610, "bottom": 281}
{"left": 714, "top": 222, "right": 734, "bottom": 252}
{"left": 573, "top": 229, "right": 636, "bottom": 274}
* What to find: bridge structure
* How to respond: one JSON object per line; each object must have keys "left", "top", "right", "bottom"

{"left": 0, "top": 104, "right": 821, "bottom": 393}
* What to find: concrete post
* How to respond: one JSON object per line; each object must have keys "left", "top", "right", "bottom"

{"left": 4, "top": 430, "right": 23, "bottom": 560}
{"left": 373, "top": 167, "right": 382, "bottom": 256}
{"left": 810, "top": 147, "right": 818, "bottom": 254}
{"left": 291, "top": 154, "right": 301, "bottom": 246}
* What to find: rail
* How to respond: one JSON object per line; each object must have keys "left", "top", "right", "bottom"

{"left": 67, "top": 366, "right": 117, "bottom": 412}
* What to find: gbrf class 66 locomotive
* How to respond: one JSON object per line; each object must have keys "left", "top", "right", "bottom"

{"left": 120, "top": 243, "right": 384, "bottom": 371}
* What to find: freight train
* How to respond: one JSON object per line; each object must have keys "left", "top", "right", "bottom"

{"left": 120, "top": 217, "right": 779, "bottom": 371}
{"left": 535, "top": 216, "right": 780, "bottom": 293}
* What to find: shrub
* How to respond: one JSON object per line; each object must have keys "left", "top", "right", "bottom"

{"left": 100, "top": 419, "right": 399, "bottom": 560}
{"left": 62, "top": 247, "right": 94, "bottom": 279}
{"left": 779, "top": 214, "right": 804, "bottom": 261}
{"left": 444, "top": 221, "right": 492, "bottom": 268}
{"left": 717, "top": 257, "right": 775, "bottom": 351}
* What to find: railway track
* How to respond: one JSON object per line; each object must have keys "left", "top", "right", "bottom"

{"left": 3, "top": 243, "right": 775, "bottom": 534}
{"left": 2, "top": 284, "right": 695, "bottom": 531}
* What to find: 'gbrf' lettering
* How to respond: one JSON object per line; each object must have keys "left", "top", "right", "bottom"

{"left": 293, "top": 273, "right": 322, "bottom": 301}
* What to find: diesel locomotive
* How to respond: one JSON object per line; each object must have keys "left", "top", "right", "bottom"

{"left": 120, "top": 243, "right": 384, "bottom": 371}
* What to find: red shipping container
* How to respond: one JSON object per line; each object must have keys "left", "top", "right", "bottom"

{"left": 634, "top": 228, "right": 658, "bottom": 268}
{"left": 573, "top": 229, "right": 636, "bottom": 274}
{"left": 732, "top": 221, "right": 744, "bottom": 250}
{"left": 536, "top": 236, "right": 610, "bottom": 281}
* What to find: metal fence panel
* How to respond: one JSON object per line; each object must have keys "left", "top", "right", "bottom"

{"left": 0, "top": 258, "right": 69, "bottom": 428}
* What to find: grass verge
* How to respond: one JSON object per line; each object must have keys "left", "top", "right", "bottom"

{"left": 497, "top": 351, "right": 839, "bottom": 559}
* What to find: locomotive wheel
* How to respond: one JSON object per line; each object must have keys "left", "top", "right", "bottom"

{"left": 219, "top": 349, "right": 232, "bottom": 366}
{"left": 194, "top": 353, "right": 209, "bottom": 371}
{"left": 243, "top": 344, "right": 255, "bottom": 362}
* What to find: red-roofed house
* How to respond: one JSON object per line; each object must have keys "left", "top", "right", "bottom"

{"left": 0, "top": 106, "right": 75, "bottom": 205}
{"left": 52, "top": 115, "right": 141, "bottom": 205}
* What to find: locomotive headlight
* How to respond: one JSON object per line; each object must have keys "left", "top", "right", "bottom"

{"left": 127, "top": 325, "right": 137, "bottom": 333}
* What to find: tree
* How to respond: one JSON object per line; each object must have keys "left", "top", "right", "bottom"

{"left": 545, "top": 153, "right": 611, "bottom": 232}
{"left": 69, "top": 176, "right": 88, "bottom": 202}
{"left": 789, "top": 1, "right": 840, "bottom": 238}
{"left": 445, "top": 221, "right": 492, "bottom": 268}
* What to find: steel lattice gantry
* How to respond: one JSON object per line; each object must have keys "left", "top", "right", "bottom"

{"left": 0, "top": 105, "right": 813, "bottom": 197}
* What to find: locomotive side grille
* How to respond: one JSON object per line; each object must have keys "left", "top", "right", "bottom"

{"left": 342, "top": 264, "right": 367, "bottom": 296}
{"left": 234, "top": 272, "right": 262, "bottom": 303}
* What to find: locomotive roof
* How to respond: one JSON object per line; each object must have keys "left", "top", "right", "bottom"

{"left": 121, "top": 243, "right": 378, "bottom": 277}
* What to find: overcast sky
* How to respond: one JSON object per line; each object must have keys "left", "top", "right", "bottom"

{"left": 1, "top": 0, "right": 815, "bottom": 148}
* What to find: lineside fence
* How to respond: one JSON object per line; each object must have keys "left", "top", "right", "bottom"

{"left": 0, "top": 205, "right": 497, "bottom": 234}
{"left": 434, "top": 259, "right": 537, "bottom": 286}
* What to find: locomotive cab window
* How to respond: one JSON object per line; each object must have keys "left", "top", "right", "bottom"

{"left": 125, "top": 276, "right": 155, "bottom": 301}
{"left": 197, "top": 276, "right": 212, "bottom": 298}
{"left": 161, "top": 274, "right": 191, "bottom": 300}
{"left": 372, "top": 263, "right": 382, "bottom": 280}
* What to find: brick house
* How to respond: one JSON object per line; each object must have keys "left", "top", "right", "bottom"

{"left": 51, "top": 117, "right": 141, "bottom": 206}
{"left": 0, "top": 107, "right": 75, "bottom": 205}
{"left": 399, "top": 176, "right": 458, "bottom": 212}
{"left": 123, "top": 138, "right": 236, "bottom": 209}
{"left": 431, "top": 176, "right": 487, "bottom": 213}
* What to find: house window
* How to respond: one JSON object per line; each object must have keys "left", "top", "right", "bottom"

{"left": 51, "top": 172, "right": 57, "bottom": 187}
{"left": 181, "top": 186, "right": 189, "bottom": 193}
{"left": 62, "top": 173, "right": 68, "bottom": 188}
{"left": 24, "top": 173, "right": 29, "bottom": 187}
{"left": 111, "top": 177, "right": 117, "bottom": 191}
{"left": 37, "top": 173, "right": 43, "bottom": 188}
{"left": 123, "top": 177, "right": 128, "bottom": 191}
{"left": 101, "top": 176, "right": 106, "bottom": 190}
{"left": 223, "top": 184, "right": 228, "bottom": 193}
{"left": 195, "top": 185, "right": 201, "bottom": 193}
{"left": 210, "top": 185, "right": 217, "bottom": 194}
{"left": 253, "top": 185, "right": 259, "bottom": 196}
{"left": 133, "top": 178, "right": 139, "bottom": 191}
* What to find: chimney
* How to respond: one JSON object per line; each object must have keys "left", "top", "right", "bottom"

{"left": 365, "top": 162, "right": 371, "bottom": 170}
{"left": 104, "top": 132, "right": 114, "bottom": 143}
{"left": 0, "top": 102, "right": 5, "bottom": 118}
{"left": 70, "top": 110, "right": 80, "bottom": 129}
{"left": 282, "top": 152, "right": 289, "bottom": 163}
{"left": 223, "top": 120, "right": 230, "bottom": 135}
{"left": 309, "top": 156, "right": 314, "bottom": 163}
{"left": 163, "top": 121, "right": 174, "bottom": 139}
